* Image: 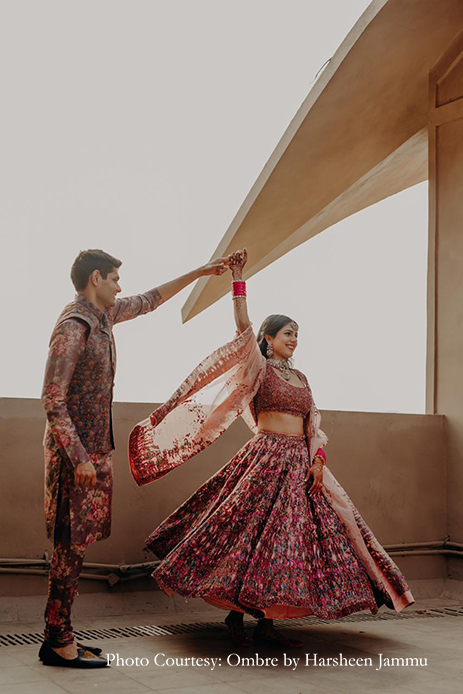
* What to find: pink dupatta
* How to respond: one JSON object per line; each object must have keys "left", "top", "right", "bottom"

{"left": 129, "top": 325, "right": 328, "bottom": 486}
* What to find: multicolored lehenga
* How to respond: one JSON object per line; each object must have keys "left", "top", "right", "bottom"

{"left": 129, "top": 326, "right": 414, "bottom": 620}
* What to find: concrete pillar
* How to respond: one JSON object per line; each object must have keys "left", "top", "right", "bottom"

{"left": 428, "top": 30, "right": 463, "bottom": 576}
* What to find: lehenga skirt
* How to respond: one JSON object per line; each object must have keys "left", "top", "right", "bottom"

{"left": 146, "top": 431, "right": 414, "bottom": 620}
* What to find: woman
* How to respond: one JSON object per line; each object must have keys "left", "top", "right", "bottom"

{"left": 129, "top": 249, "right": 414, "bottom": 648}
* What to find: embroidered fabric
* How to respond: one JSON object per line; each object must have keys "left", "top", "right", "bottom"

{"left": 129, "top": 326, "right": 266, "bottom": 486}
{"left": 147, "top": 430, "right": 414, "bottom": 619}
{"left": 129, "top": 326, "right": 414, "bottom": 614}
{"left": 129, "top": 325, "right": 328, "bottom": 485}
{"left": 253, "top": 364, "right": 312, "bottom": 419}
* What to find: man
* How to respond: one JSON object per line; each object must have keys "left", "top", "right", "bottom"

{"left": 39, "top": 249, "right": 227, "bottom": 667}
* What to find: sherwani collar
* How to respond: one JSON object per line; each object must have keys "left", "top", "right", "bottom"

{"left": 75, "top": 294, "right": 107, "bottom": 324}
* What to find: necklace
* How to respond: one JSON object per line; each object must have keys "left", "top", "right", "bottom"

{"left": 267, "top": 358, "right": 293, "bottom": 381}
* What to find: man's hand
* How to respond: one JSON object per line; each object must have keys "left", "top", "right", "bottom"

{"left": 74, "top": 461, "right": 97, "bottom": 488}
{"left": 200, "top": 256, "right": 229, "bottom": 277}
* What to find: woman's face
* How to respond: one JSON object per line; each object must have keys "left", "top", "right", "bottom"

{"left": 266, "top": 322, "right": 299, "bottom": 360}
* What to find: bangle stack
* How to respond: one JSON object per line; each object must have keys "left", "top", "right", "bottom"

{"left": 312, "top": 448, "right": 326, "bottom": 468}
{"left": 232, "top": 281, "right": 247, "bottom": 300}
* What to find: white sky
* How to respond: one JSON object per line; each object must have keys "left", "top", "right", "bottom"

{"left": 0, "top": 0, "right": 428, "bottom": 413}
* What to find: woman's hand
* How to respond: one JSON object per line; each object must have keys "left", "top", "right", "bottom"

{"left": 229, "top": 248, "right": 250, "bottom": 333}
{"left": 228, "top": 248, "right": 248, "bottom": 279}
{"left": 307, "top": 461, "right": 324, "bottom": 496}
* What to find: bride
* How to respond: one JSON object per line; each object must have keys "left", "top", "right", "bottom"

{"left": 129, "top": 249, "right": 414, "bottom": 647}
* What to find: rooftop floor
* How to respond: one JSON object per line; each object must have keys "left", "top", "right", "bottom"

{"left": 0, "top": 597, "right": 461, "bottom": 694}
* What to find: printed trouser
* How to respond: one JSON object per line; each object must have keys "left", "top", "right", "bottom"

{"left": 43, "top": 480, "right": 87, "bottom": 647}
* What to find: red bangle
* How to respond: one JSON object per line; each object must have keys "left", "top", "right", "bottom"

{"left": 232, "top": 281, "right": 247, "bottom": 298}
{"left": 314, "top": 448, "right": 326, "bottom": 463}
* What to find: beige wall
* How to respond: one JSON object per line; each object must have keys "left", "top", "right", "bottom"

{"left": 0, "top": 398, "right": 446, "bottom": 588}
{"left": 428, "top": 30, "right": 463, "bottom": 544}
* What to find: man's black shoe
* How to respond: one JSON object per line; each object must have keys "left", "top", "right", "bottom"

{"left": 39, "top": 641, "right": 108, "bottom": 668}
{"left": 77, "top": 643, "right": 103, "bottom": 656}
{"left": 38, "top": 641, "right": 102, "bottom": 660}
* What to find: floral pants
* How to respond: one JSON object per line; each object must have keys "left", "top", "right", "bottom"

{"left": 43, "top": 478, "right": 87, "bottom": 647}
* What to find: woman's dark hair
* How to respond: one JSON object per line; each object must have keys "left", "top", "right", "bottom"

{"left": 71, "top": 249, "right": 122, "bottom": 291}
{"left": 256, "top": 314, "right": 299, "bottom": 358}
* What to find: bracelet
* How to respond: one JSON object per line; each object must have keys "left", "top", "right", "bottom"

{"left": 232, "top": 281, "right": 247, "bottom": 299}
{"left": 315, "top": 447, "right": 326, "bottom": 463}
{"left": 312, "top": 453, "right": 326, "bottom": 468}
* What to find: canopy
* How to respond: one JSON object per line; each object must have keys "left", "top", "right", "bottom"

{"left": 182, "top": 0, "right": 463, "bottom": 322}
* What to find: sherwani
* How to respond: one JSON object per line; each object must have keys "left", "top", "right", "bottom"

{"left": 43, "top": 289, "right": 163, "bottom": 544}
{"left": 42, "top": 288, "right": 162, "bottom": 646}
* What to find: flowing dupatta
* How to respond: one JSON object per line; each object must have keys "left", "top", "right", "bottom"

{"left": 128, "top": 325, "right": 328, "bottom": 486}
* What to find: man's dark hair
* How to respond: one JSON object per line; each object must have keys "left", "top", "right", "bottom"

{"left": 71, "top": 249, "right": 122, "bottom": 291}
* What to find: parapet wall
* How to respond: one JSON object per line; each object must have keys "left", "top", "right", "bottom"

{"left": 0, "top": 398, "right": 447, "bottom": 595}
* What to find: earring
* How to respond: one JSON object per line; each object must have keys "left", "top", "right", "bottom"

{"left": 266, "top": 341, "right": 274, "bottom": 358}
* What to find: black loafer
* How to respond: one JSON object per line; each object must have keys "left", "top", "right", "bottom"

{"left": 39, "top": 642, "right": 108, "bottom": 668}
{"left": 39, "top": 641, "right": 103, "bottom": 660}
{"left": 77, "top": 643, "right": 102, "bottom": 656}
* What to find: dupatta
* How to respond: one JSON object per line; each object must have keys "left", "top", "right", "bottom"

{"left": 128, "top": 325, "right": 328, "bottom": 486}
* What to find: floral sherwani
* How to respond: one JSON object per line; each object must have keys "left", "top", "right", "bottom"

{"left": 42, "top": 287, "right": 162, "bottom": 647}
{"left": 43, "top": 289, "right": 163, "bottom": 545}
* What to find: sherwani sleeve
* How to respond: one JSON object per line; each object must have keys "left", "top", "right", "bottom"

{"left": 42, "top": 318, "right": 91, "bottom": 468}
{"left": 110, "top": 287, "right": 163, "bottom": 325}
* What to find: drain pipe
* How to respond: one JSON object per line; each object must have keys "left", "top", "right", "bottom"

{"left": 0, "top": 567, "right": 109, "bottom": 581}
{"left": 383, "top": 538, "right": 463, "bottom": 551}
{"left": 0, "top": 558, "right": 160, "bottom": 586}
{"left": 0, "top": 538, "right": 462, "bottom": 586}
{"left": 0, "top": 558, "right": 158, "bottom": 572}
{"left": 388, "top": 550, "right": 463, "bottom": 557}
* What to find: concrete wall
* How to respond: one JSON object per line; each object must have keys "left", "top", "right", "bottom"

{"left": 0, "top": 398, "right": 446, "bottom": 594}
{"left": 428, "top": 30, "right": 463, "bottom": 550}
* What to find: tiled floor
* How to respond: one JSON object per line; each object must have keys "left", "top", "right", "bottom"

{"left": 0, "top": 598, "right": 462, "bottom": 694}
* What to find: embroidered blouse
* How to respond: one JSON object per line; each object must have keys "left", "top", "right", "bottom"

{"left": 253, "top": 365, "right": 312, "bottom": 419}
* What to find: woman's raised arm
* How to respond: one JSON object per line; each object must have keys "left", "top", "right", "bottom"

{"left": 229, "top": 249, "right": 251, "bottom": 334}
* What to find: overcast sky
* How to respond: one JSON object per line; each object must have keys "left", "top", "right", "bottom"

{"left": 0, "top": 0, "right": 428, "bottom": 413}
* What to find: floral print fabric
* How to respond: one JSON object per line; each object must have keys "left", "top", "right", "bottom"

{"left": 137, "top": 327, "right": 413, "bottom": 619}
{"left": 44, "top": 449, "right": 113, "bottom": 546}
{"left": 43, "top": 319, "right": 93, "bottom": 468}
{"left": 44, "top": 474, "right": 87, "bottom": 647}
{"left": 43, "top": 288, "right": 162, "bottom": 545}
{"left": 44, "top": 541, "right": 87, "bottom": 647}
{"left": 43, "top": 290, "right": 163, "bottom": 465}
{"left": 147, "top": 431, "right": 409, "bottom": 620}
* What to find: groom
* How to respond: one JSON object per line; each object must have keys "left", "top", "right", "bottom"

{"left": 40, "top": 249, "right": 228, "bottom": 667}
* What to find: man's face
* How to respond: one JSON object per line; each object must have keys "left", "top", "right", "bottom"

{"left": 96, "top": 268, "right": 121, "bottom": 308}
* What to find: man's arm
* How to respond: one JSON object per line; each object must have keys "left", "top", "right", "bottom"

{"left": 156, "top": 259, "right": 228, "bottom": 302}
{"left": 42, "top": 320, "right": 93, "bottom": 472}
{"left": 111, "top": 258, "right": 228, "bottom": 325}
{"left": 110, "top": 287, "right": 163, "bottom": 325}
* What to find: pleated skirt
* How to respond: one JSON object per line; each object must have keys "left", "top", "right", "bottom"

{"left": 146, "top": 431, "right": 414, "bottom": 620}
